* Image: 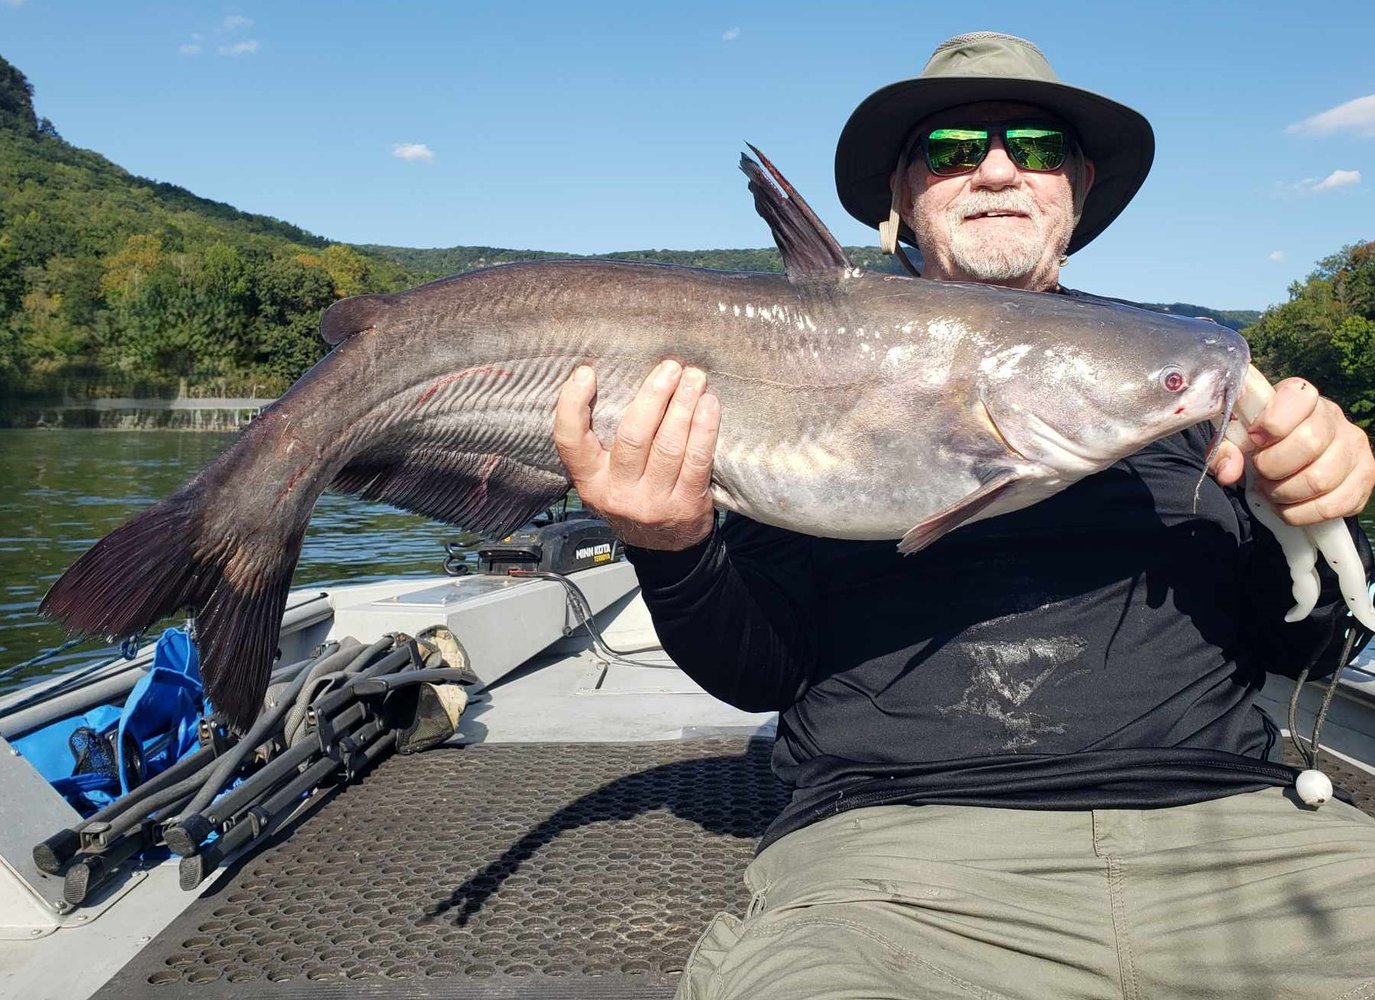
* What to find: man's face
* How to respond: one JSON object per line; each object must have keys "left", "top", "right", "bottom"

{"left": 899, "top": 101, "right": 1094, "bottom": 290}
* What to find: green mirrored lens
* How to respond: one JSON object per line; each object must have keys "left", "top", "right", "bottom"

{"left": 922, "top": 126, "right": 1069, "bottom": 175}
{"left": 926, "top": 128, "right": 990, "bottom": 175}
{"left": 1004, "top": 128, "right": 1067, "bottom": 171}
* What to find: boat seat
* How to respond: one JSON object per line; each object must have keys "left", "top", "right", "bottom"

{"left": 94, "top": 738, "right": 1375, "bottom": 999}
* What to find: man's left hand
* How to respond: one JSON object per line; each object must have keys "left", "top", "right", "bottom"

{"left": 1210, "top": 378, "right": 1375, "bottom": 526}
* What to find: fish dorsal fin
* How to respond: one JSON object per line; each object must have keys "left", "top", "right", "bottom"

{"left": 740, "top": 144, "right": 852, "bottom": 282}
{"left": 320, "top": 293, "right": 399, "bottom": 346}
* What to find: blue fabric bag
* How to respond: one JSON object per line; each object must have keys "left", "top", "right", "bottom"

{"left": 13, "top": 627, "right": 205, "bottom": 812}
{"left": 115, "top": 627, "right": 205, "bottom": 793}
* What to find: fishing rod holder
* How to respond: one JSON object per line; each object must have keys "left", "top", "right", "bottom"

{"left": 29, "top": 628, "right": 473, "bottom": 906}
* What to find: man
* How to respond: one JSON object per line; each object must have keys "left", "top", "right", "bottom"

{"left": 554, "top": 33, "right": 1375, "bottom": 998}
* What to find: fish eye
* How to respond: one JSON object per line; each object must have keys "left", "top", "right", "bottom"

{"left": 1159, "top": 366, "right": 1187, "bottom": 393}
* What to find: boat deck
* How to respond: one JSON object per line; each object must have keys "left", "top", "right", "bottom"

{"left": 7, "top": 568, "right": 1375, "bottom": 1000}
{"left": 95, "top": 737, "right": 781, "bottom": 999}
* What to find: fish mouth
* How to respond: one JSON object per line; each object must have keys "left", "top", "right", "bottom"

{"left": 1198, "top": 360, "right": 1246, "bottom": 493}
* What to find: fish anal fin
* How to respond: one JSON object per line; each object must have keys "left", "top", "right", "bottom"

{"left": 897, "top": 474, "right": 1019, "bottom": 555}
{"left": 739, "top": 145, "right": 852, "bottom": 282}
{"left": 320, "top": 293, "right": 400, "bottom": 346}
{"left": 332, "top": 451, "right": 572, "bottom": 539}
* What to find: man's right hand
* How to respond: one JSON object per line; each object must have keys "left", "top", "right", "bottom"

{"left": 553, "top": 360, "right": 720, "bottom": 551}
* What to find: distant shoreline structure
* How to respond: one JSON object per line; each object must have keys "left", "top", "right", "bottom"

{"left": 6, "top": 398, "right": 273, "bottom": 431}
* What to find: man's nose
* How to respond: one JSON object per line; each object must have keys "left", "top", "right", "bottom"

{"left": 972, "top": 136, "right": 1019, "bottom": 189}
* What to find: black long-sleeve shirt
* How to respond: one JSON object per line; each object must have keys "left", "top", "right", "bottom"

{"left": 627, "top": 423, "right": 1374, "bottom": 851}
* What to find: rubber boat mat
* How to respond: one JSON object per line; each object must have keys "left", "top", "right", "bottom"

{"left": 1280, "top": 742, "right": 1375, "bottom": 815}
{"left": 95, "top": 737, "right": 787, "bottom": 1000}
{"left": 93, "top": 738, "right": 1375, "bottom": 1000}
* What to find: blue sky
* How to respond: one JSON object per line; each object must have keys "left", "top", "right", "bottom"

{"left": 2, "top": 1, "right": 1373, "bottom": 310}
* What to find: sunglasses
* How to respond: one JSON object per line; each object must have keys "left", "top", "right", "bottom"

{"left": 917, "top": 124, "right": 1071, "bottom": 176}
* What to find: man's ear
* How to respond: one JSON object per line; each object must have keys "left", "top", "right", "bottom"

{"left": 1072, "top": 157, "right": 1096, "bottom": 221}
{"left": 888, "top": 167, "right": 904, "bottom": 201}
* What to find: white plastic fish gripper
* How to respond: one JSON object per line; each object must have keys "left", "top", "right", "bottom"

{"left": 1224, "top": 365, "right": 1375, "bottom": 807}
{"left": 1223, "top": 365, "right": 1375, "bottom": 635}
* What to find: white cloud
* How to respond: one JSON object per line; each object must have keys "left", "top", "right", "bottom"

{"left": 1286, "top": 94, "right": 1375, "bottom": 138}
{"left": 722, "top": 27, "right": 740, "bottom": 41}
{"left": 1280, "top": 169, "right": 1362, "bottom": 195}
{"left": 1268, "top": 250, "right": 1286, "bottom": 263}
{"left": 1313, "top": 168, "right": 1361, "bottom": 191}
{"left": 195, "top": 14, "right": 256, "bottom": 55}
{"left": 179, "top": 43, "right": 203, "bottom": 55}
{"left": 393, "top": 143, "right": 435, "bottom": 163}
{"left": 1, "top": 0, "right": 28, "bottom": 8}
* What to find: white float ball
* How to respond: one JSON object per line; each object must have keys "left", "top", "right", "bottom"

{"left": 1296, "top": 769, "right": 1333, "bottom": 807}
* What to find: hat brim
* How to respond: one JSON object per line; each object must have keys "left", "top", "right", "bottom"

{"left": 834, "top": 77, "right": 1154, "bottom": 256}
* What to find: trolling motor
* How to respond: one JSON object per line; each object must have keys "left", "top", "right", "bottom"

{"left": 447, "top": 513, "right": 624, "bottom": 577}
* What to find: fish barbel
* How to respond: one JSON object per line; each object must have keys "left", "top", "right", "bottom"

{"left": 41, "top": 148, "right": 1253, "bottom": 727}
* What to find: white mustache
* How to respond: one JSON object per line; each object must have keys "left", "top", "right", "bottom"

{"left": 954, "top": 193, "right": 1039, "bottom": 220}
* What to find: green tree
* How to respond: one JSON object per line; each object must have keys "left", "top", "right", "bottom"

{"left": 0, "top": 55, "right": 38, "bottom": 135}
{"left": 0, "top": 230, "right": 23, "bottom": 320}
{"left": 1246, "top": 240, "right": 1375, "bottom": 430}
{"left": 1331, "top": 315, "right": 1375, "bottom": 424}
{"left": 250, "top": 255, "right": 336, "bottom": 381}
{"left": 319, "top": 244, "right": 371, "bottom": 299}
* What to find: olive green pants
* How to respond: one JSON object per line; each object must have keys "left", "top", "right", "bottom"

{"left": 676, "top": 789, "right": 1375, "bottom": 999}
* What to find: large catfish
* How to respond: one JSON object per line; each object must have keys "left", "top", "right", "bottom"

{"left": 41, "top": 149, "right": 1249, "bottom": 727}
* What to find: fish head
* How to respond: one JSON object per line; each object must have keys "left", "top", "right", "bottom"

{"left": 977, "top": 315, "right": 1250, "bottom": 476}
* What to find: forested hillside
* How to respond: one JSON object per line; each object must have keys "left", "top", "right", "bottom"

{"left": 357, "top": 244, "right": 912, "bottom": 282}
{"left": 0, "top": 56, "right": 416, "bottom": 402}
{"left": 1135, "top": 302, "right": 1260, "bottom": 330}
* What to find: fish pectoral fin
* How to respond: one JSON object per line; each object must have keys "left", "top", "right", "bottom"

{"left": 739, "top": 145, "right": 853, "bottom": 282}
{"left": 897, "top": 473, "right": 1019, "bottom": 555}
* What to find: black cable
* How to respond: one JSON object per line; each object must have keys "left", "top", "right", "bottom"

{"left": 1288, "top": 623, "right": 1362, "bottom": 771}
{"left": 535, "top": 569, "right": 663, "bottom": 653}
{"left": 507, "top": 569, "right": 676, "bottom": 669}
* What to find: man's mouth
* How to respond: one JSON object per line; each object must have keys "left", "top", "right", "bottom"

{"left": 964, "top": 210, "right": 1029, "bottom": 220}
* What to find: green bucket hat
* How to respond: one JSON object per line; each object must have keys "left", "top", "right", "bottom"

{"left": 834, "top": 31, "right": 1154, "bottom": 256}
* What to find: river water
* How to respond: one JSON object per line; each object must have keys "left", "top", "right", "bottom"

{"left": 2, "top": 429, "right": 1373, "bottom": 691}
{"left": 0, "top": 430, "right": 469, "bottom": 691}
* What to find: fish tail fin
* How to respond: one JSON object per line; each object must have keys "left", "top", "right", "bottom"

{"left": 39, "top": 490, "right": 206, "bottom": 646}
{"left": 39, "top": 481, "right": 306, "bottom": 730}
{"left": 192, "top": 539, "right": 302, "bottom": 729}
